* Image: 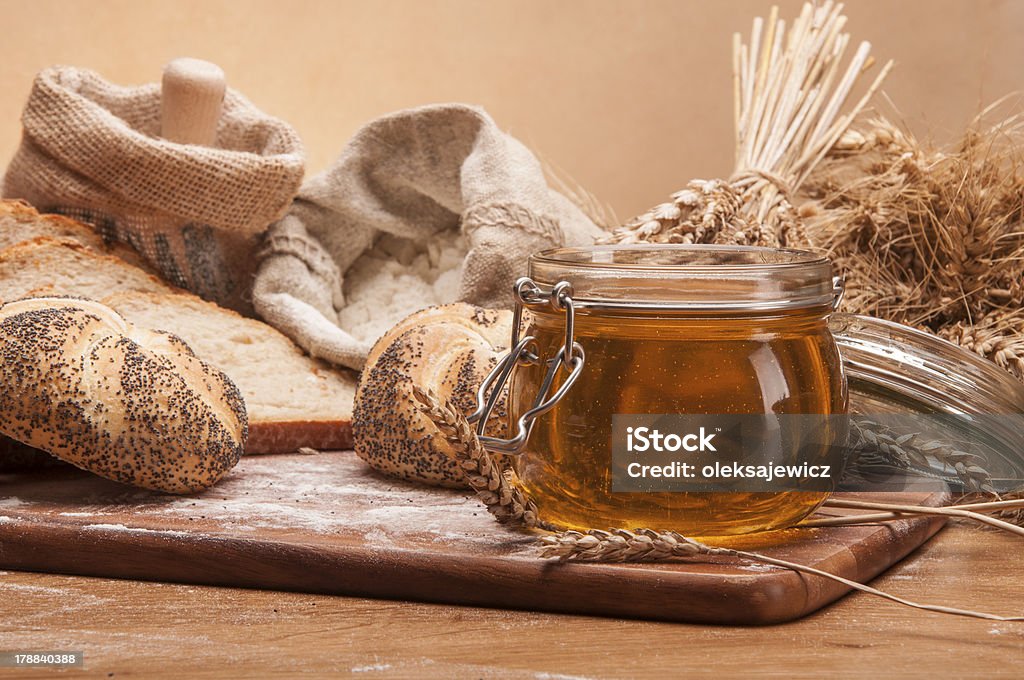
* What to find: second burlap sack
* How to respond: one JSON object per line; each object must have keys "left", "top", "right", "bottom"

{"left": 3, "top": 65, "right": 305, "bottom": 314}
{"left": 254, "top": 104, "right": 605, "bottom": 370}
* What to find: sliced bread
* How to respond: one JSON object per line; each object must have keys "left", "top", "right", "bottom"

{"left": 105, "top": 291, "right": 356, "bottom": 453}
{"left": 0, "top": 200, "right": 151, "bottom": 270}
{"left": 0, "top": 237, "right": 171, "bottom": 302}
{"left": 0, "top": 226, "right": 356, "bottom": 454}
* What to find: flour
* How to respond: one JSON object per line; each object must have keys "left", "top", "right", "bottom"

{"left": 138, "top": 456, "right": 505, "bottom": 547}
{"left": 338, "top": 230, "right": 466, "bottom": 344}
{"left": 0, "top": 580, "right": 113, "bottom": 622}
{"left": 0, "top": 516, "right": 12, "bottom": 523}
{"left": 1, "top": 454, "right": 515, "bottom": 551}
{"left": 157, "top": 499, "right": 342, "bottom": 534}
{"left": 0, "top": 497, "right": 25, "bottom": 508}
{"left": 362, "top": 527, "right": 397, "bottom": 548}
{"left": 82, "top": 523, "right": 192, "bottom": 538}
{"left": 0, "top": 581, "right": 100, "bottom": 599}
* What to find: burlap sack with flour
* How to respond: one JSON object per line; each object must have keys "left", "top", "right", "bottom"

{"left": 253, "top": 104, "right": 605, "bottom": 370}
{"left": 2, "top": 66, "right": 304, "bottom": 313}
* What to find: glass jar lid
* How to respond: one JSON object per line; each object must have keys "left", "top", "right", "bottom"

{"left": 834, "top": 313, "right": 1024, "bottom": 491}
{"left": 529, "top": 244, "right": 838, "bottom": 312}
{"left": 832, "top": 313, "right": 1024, "bottom": 416}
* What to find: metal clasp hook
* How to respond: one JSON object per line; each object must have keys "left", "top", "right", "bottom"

{"left": 832, "top": 276, "right": 845, "bottom": 311}
{"left": 466, "top": 277, "right": 585, "bottom": 455}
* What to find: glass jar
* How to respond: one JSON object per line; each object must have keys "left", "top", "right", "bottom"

{"left": 490, "top": 244, "right": 849, "bottom": 538}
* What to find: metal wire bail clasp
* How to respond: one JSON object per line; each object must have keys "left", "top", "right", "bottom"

{"left": 466, "top": 277, "right": 586, "bottom": 455}
{"left": 832, "top": 276, "right": 846, "bottom": 311}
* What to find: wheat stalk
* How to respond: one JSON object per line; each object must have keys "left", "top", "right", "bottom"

{"left": 817, "top": 497, "right": 1024, "bottom": 536}
{"left": 959, "top": 489, "right": 1024, "bottom": 527}
{"left": 801, "top": 497, "right": 1024, "bottom": 528}
{"left": 538, "top": 528, "right": 1023, "bottom": 621}
{"left": 604, "top": 1, "right": 891, "bottom": 247}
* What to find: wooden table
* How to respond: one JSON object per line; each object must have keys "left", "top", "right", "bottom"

{"left": 0, "top": 525, "right": 1020, "bottom": 678}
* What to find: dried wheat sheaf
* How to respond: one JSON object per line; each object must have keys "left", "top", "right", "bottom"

{"left": 801, "top": 106, "right": 1024, "bottom": 382}
{"left": 603, "top": 1, "right": 891, "bottom": 248}
{"left": 600, "top": 3, "right": 1024, "bottom": 385}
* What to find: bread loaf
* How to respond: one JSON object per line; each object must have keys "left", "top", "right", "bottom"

{"left": 0, "top": 216, "right": 357, "bottom": 454}
{"left": 0, "top": 200, "right": 151, "bottom": 271}
{"left": 353, "top": 303, "right": 512, "bottom": 487}
{"left": 0, "top": 297, "right": 247, "bottom": 493}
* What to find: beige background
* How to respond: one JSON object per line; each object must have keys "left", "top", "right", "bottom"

{"left": 1, "top": 0, "right": 1021, "bottom": 221}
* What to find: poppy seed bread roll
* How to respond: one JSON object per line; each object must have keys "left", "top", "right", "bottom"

{"left": 0, "top": 296, "right": 247, "bottom": 493}
{"left": 353, "top": 303, "right": 512, "bottom": 488}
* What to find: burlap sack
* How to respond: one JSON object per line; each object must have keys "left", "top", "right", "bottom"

{"left": 253, "top": 104, "right": 604, "bottom": 370}
{"left": 2, "top": 66, "right": 304, "bottom": 313}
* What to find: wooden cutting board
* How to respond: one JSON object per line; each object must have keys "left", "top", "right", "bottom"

{"left": 0, "top": 452, "right": 945, "bottom": 625}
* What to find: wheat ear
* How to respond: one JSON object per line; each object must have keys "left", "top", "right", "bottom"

{"left": 849, "top": 419, "right": 995, "bottom": 494}
{"left": 410, "top": 384, "right": 554, "bottom": 531}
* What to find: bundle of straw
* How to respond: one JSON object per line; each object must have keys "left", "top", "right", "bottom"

{"left": 601, "top": 1, "right": 1024, "bottom": 385}
{"left": 604, "top": 1, "right": 891, "bottom": 247}
{"left": 801, "top": 104, "right": 1024, "bottom": 381}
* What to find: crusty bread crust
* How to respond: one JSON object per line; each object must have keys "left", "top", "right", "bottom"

{"left": 0, "top": 200, "right": 152, "bottom": 271}
{"left": 353, "top": 303, "right": 512, "bottom": 488}
{"left": 0, "top": 236, "right": 175, "bottom": 304}
{"left": 0, "top": 297, "right": 247, "bottom": 492}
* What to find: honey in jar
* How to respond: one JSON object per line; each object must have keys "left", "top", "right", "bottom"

{"left": 503, "top": 245, "right": 848, "bottom": 538}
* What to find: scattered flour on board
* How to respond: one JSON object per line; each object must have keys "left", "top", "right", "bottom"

{"left": 27, "top": 455, "right": 523, "bottom": 550}
{"left": 0, "top": 580, "right": 113, "bottom": 620}
{"left": 0, "top": 497, "right": 26, "bottom": 508}
{"left": 142, "top": 456, "right": 506, "bottom": 547}
{"left": 0, "top": 516, "right": 13, "bottom": 524}
{"left": 0, "top": 581, "right": 102, "bottom": 599}
{"left": 82, "top": 524, "right": 192, "bottom": 538}
{"left": 17, "top": 630, "right": 218, "bottom": 657}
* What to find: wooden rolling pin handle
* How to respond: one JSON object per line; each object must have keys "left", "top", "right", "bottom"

{"left": 160, "top": 58, "right": 226, "bottom": 146}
